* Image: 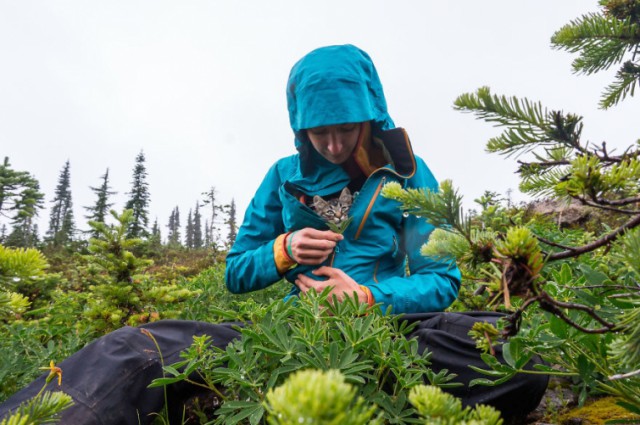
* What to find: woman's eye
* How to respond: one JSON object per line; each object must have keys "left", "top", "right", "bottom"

{"left": 339, "top": 124, "right": 358, "bottom": 133}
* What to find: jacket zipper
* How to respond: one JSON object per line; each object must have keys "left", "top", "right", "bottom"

{"left": 354, "top": 176, "right": 386, "bottom": 240}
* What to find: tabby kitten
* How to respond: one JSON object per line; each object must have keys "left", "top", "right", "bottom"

{"left": 311, "top": 187, "right": 353, "bottom": 224}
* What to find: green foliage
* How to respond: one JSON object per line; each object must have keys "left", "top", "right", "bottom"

{"left": 0, "top": 245, "right": 50, "bottom": 298}
{"left": 0, "top": 322, "right": 90, "bottom": 402}
{"left": 82, "top": 209, "right": 198, "bottom": 332}
{"left": 264, "top": 369, "right": 381, "bottom": 425}
{"left": 125, "top": 151, "right": 151, "bottom": 238}
{"left": 0, "top": 391, "right": 73, "bottom": 425}
{"left": 389, "top": 3, "right": 640, "bottom": 418}
{"left": 45, "top": 161, "right": 75, "bottom": 247}
{"left": 0, "top": 157, "right": 44, "bottom": 248}
{"left": 551, "top": 0, "right": 640, "bottom": 108}
{"left": 494, "top": 227, "right": 544, "bottom": 278}
{"left": 84, "top": 168, "right": 116, "bottom": 239}
{"left": 0, "top": 291, "right": 30, "bottom": 322}
{"left": 454, "top": 87, "right": 584, "bottom": 159}
{"left": 409, "top": 384, "right": 503, "bottom": 425}
{"left": 179, "top": 262, "right": 288, "bottom": 323}
{"left": 151, "top": 290, "right": 459, "bottom": 424}
{"left": 382, "top": 180, "right": 470, "bottom": 238}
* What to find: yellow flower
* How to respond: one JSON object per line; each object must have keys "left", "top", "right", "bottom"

{"left": 40, "top": 360, "right": 63, "bottom": 386}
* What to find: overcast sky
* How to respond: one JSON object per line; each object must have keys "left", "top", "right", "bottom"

{"left": 1, "top": 1, "right": 638, "bottom": 239}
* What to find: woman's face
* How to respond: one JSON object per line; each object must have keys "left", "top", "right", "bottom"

{"left": 306, "top": 123, "right": 360, "bottom": 164}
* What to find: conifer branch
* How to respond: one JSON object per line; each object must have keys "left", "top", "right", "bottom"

{"left": 551, "top": 13, "right": 639, "bottom": 74}
{"left": 454, "top": 88, "right": 584, "bottom": 158}
{"left": 600, "top": 60, "right": 640, "bottom": 108}
{"left": 535, "top": 234, "right": 577, "bottom": 251}
{"left": 548, "top": 213, "right": 640, "bottom": 260}
{"left": 573, "top": 195, "right": 640, "bottom": 214}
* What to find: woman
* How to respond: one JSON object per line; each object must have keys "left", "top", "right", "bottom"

{"left": 0, "top": 45, "right": 547, "bottom": 424}
{"left": 225, "top": 44, "right": 461, "bottom": 313}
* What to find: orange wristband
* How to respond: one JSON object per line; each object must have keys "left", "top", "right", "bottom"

{"left": 274, "top": 232, "right": 297, "bottom": 274}
{"left": 359, "top": 285, "right": 375, "bottom": 307}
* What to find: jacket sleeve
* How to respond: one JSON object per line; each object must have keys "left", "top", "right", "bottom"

{"left": 366, "top": 158, "right": 461, "bottom": 313}
{"left": 225, "top": 160, "right": 290, "bottom": 294}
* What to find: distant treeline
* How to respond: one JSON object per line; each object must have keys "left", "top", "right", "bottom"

{"left": 0, "top": 152, "right": 237, "bottom": 250}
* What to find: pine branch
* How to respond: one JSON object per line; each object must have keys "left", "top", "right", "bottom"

{"left": 454, "top": 88, "right": 584, "bottom": 158}
{"left": 518, "top": 159, "right": 572, "bottom": 170}
{"left": 573, "top": 195, "right": 640, "bottom": 214}
{"left": 551, "top": 13, "right": 640, "bottom": 74}
{"left": 600, "top": 60, "right": 640, "bottom": 108}
{"left": 519, "top": 168, "right": 570, "bottom": 197}
{"left": 535, "top": 234, "right": 577, "bottom": 251}
{"left": 548, "top": 212, "right": 640, "bottom": 260}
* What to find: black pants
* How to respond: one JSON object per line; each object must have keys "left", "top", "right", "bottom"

{"left": 0, "top": 313, "right": 548, "bottom": 424}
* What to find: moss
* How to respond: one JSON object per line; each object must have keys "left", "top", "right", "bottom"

{"left": 558, "top": 396, "right": 640, "bottom": 424}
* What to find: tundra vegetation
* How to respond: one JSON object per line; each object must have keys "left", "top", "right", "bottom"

{"left": 2, "top": 1, "right": 640, "bottom": 424}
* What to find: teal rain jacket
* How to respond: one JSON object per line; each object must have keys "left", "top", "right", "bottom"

{"left": 225, "top": 45, "right": 460, "bottom": 313}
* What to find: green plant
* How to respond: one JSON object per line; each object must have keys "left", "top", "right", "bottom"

{"left": 409, "top": 384, "right": 503, "bottom": 425}
{"left": 0, "top": 361, "right": 73, "bottom": 425}
{"left": 151, "top": 290, "right": 459, "bottom": 424}
{"left": 82, "top": 209, "right": 198, "bottom": 332}
{"left": 382, "top": 1, "right": 640, "bottom": 416}
{"left": 264, "top": 369, "right": 381, "bottom": 425}
{"left": 0, "top": 244, "right": 53, "bottom": 303}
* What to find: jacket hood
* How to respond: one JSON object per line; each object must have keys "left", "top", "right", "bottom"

{"left": 286, "top": 45, "right": 395, "bottom": 177}
{"left": 287, "top": 44, "right": 394, "bottom": 135}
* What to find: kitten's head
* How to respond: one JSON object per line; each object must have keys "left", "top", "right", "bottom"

{"left": 312, "top": 188, "right": 352, "bottom": 224}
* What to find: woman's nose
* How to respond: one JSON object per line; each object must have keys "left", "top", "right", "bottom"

{"left": 326, "top": 133, "right": 341, "bottom": 154}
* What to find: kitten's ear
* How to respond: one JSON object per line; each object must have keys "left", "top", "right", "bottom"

{"left": 313, "top": 195, "right": 327, "bottom": 207}
{"left": 339, "top": 187, "right": 352, "bottom": 201}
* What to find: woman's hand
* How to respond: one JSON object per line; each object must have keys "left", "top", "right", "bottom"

{"left": 288, "top": 228, "right": 343, "bottom": 265}
{"left": 295, "top": 266, "right": 366, "bottom": 303}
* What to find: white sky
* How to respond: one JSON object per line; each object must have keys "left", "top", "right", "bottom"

{"left": 1, "top": 1, "right": 638, "bottom": 238}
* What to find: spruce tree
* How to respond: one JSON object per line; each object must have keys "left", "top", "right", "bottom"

{"left": 46, "top": 160, "right": 75, "bottom": 246}
{"left": 85, "top": 169, "right": 116, "bottom": 238}
{"left": 185, "top": 209, "right": 194, "bottom": 249}
{"left": 0, "top": 157, "right": 44, "bottom": 247}
{"left": 202, "top": 186, "right": 219, "bottom": 247}
{"left": 551, "top": 0, "right": 640, "bottom": 109}
{"left": 167, "top": 206, "right": 181, "bottom": 247}
{"left": 125, "top": 151, "right": 150, "bottom": 238}
{"left": 193, "top": 202, "right": 203, "bottom": 249}
{"left": 148, "top": 217, "right": 162, "bottom": 252}
{"left": 151, "top": 217, "right": 161, "bottom": 241}
{"left": 204, "top": 219, "right": 211, "bottom": 247}
{"left": 226, "top": 198, "right": 238, "bottom": 248}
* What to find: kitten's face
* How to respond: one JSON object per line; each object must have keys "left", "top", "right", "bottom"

{"left": 312, "top": 188, "right": 352, "bottom": 224}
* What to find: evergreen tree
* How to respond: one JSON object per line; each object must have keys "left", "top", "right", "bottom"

{"left": 193, "top": 202, "right": 203, "bottom": 249}
{"left": 551, "top": 0, "right": 640, "bottom": 109}
{"left": 185, "top": 209, "right": 194, "bottom": 249}
{"left": 46, "top": 160, "right": 75, "bottom": 246}
{"left": 202, "top": 186, "right": 219, "bottom": 247}
{"left": 148, "top": 217, "right": 162, "bottom": 252}
{"left": 125, "top": 151, "right": 150, "bottom": 238}
{"left": 151, "top": 217, "right": 161, "bottom": 241}
{"left": 204, "top": 219, "right": 211, "bottom": 247}
{"left": 0, "top": 157, "right": 44, "bottom": 247}
{"left": 85, "top": 169, "right": 116, "bottom": 238}
{"left": 226, "top": 198, "right": 238, "bottom": 248}
{"left": 167, "top": 206, "right": 181, "bottom": 247}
